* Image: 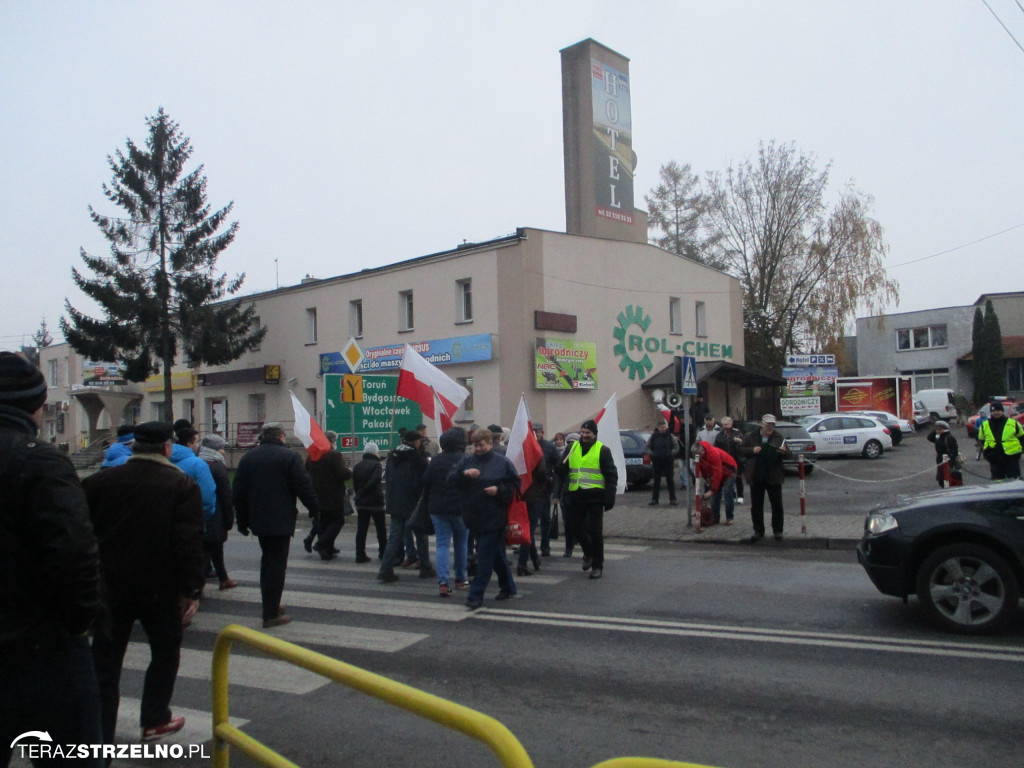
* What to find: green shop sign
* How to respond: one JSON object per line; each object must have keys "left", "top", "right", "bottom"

{"left": 612, "top": 305, "right": 734, "bottom": 380}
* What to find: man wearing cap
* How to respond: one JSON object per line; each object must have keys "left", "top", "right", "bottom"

{"left": 557, "top": 419, "right": 618, "bottom": 579}
{"left": 0, "top": 352, "right": 104, "bottom": 765}
{"left": 927, "top": 421, "right": 960, "bottom": 488}
{"left": 978, "top": 401, "right": 1024, "bottom": 480}
{"left": 304, "top": 430, "right": 352, "bottom": 560}
{"left": 82, "top": 420, "right": 205, "bottom": 743}
{"left": 233, "top": 422, "right": 320, "bottom": 628}
{"left": 101, "top": 424, "right": 135, "bottom": 468}
{"left": 739, "top": 415, "right": 792, "bottom": 542}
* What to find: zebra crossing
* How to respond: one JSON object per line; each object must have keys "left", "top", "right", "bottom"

{"left": 11, "top": 540, "right": 648, "bottom": 765}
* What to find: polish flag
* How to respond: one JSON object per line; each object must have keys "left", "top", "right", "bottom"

{"left": 506, "top": 394, "right": 544, "bottom": 494}
{"left": 396, "top": 344, "right": 470, "bottom": 431}
{"left": 290, "top": 390, "right": 332, "bottom": 461}
{"left": 594, "top": 392, "right": 628, "bottom": 495}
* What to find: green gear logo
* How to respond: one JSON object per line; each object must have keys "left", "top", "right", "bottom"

{"left": 612, "top": 305, "right": 654, "bottom": 380}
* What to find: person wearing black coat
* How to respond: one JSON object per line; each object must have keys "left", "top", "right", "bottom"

{"left": 377, "top": 431, "right": 430, "bottom": 583}
{"left": 352, "top": 443, "right": 387, "bottom": 562}
{"left": 199, "top": 433, "right": 237, "bottom": 590}
{"left": 421, "top": 427, "right": 470, "bottom": 596}
{"left": 82, "top": 421, "right": 205, "bottom": 744}
{"left": 927, "top": 421, "right": 961, "bottom": 488}
{"left": 0, "top": 353, "right": 103, "bottom": 765}
{"left": 233, "top": 423, "right": 320, "bottom": 628}
{"left": 305, "top": 431, "right": 352, "bottom": 561}
{"left": 647, "top": 419, "right": 678, "bottom": 505}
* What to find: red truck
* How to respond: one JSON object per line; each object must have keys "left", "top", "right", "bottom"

{"left": 835, "top": 376, "right": 915, "bottom": 421}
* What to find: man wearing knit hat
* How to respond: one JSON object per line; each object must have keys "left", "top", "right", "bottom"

{"left": 556, "top": 418, "right": 618, "bottom": 580}
{"left": 0, "top": 352, "right": 104, "bottom": 763}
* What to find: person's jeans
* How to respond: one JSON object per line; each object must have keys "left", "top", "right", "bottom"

{"left": 355, "top": 507, "right": 387, "bottom": 558}
{"left": 431, "top": 513, "right": 468, "bottom": 585}
{"left": 468, "top": 529, "right": 515, "bottom": 603}
{"left": 257, "top": 535, "right": 291, "bottom": 621}
{"left": 749, "top": 479, "right": 784, "bottom": 536}
{"left": 380, "top": 517, "right": 430, "bottom": 574}
{"left": 1, "top": 634, "right": 103, "bottom": 768}
{"left": 651, "top": 460, "right": 676, "bottom": 503}
{"left": 711, "top": 474, "right": 737, "bottom": 522}
{"left": 92, "top": 597, "right": 183, "bottom": 741}
{"left": 203, "top": 540, "right": 229, "bottom": 581}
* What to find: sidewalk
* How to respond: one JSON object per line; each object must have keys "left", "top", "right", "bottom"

{"left": 600, "top": 491, "right": 864, "bottom": 550}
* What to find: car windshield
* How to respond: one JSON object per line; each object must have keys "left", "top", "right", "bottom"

{"left": 794, "top": 415, "right": 817, "bottom": 428}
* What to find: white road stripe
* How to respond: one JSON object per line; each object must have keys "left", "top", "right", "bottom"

{"left": 470, "top": 608, "right": 1024, "bottom": 663}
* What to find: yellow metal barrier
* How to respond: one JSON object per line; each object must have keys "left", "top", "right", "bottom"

{"left": 211, "top": 624, "right": 719, "bottom": 768}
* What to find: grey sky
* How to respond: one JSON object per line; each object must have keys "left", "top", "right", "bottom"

{"left": 2, "top": 0, "right": 1022, "bottom": 350}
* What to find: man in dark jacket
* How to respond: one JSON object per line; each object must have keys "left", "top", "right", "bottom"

{"left": 377, "top": 430, "right": 430, "bottom": 583}
{"left": 738, "top": 414, "right": 792, "bottom": 542}
{"left": 421, "top": 427, "right": 470, "bottom": 596}
{"left": 927, "top": 421, "right": 961, "bottom": 488}
{"left": 305, "top": 430, "right": 352, "bottom": 561}
{"left": 82, "top": 420, "right": 205, "bottom": 744}
{"left": 199, "top": 433, "right": 237, "bottom": 590}
{"left": 0, "top": 352, "right": 103, "bottom": 766}
{"left": 557, "top": 418, "right": 618, "bottom": 580}
{"left": 233, "top": 422, "right": 320, "bottom": 628}
{"left": 533, "top": 422, "right": 560, "bottom": 556}
{"left": 352, "top": 442, "right": 387, "bottom": 563}
{"left": 646, "top": 418, "right": 678, "bottom": 506}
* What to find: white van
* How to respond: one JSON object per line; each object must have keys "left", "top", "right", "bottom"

{"left": 914, "top": 388, "right": 959, "bottom": 423}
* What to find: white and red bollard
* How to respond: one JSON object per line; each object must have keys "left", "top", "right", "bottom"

{"left": 693, "top": 456, "right": 703, "bottom": 533}
{"left": 799, "top": 455, "right": 807, "bottom": 535}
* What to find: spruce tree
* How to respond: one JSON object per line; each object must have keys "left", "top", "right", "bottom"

{"left": 982, "top": 299, "right": 1005, "bottom": 400}
{"left": 971, "top": 306, "right": 986, "bottom": 405}
{"left": 62, "top": 109, "right": 265, "bottom": 422}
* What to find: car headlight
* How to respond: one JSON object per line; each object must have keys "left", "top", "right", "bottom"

{"left": 865, "top": 512, "right": 898, "bottom": 535}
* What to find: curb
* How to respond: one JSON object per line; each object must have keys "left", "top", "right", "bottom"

{"left": 607, "top": 535, "right": 861, "bottom": 551}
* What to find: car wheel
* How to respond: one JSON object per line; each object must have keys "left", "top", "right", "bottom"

{"left": 915, "top": 543, "right": 1020, "bottom": 634}
{"left": 862, "top": 439, "right": 883, "bottom": 459}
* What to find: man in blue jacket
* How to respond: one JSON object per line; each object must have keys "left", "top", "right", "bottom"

{"left": 171, "top": 427, "right": 217, "bottom": 519}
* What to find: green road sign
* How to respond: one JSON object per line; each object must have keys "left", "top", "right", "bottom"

{"left": 324, "top": 374, "right": 422, "bottom": 454}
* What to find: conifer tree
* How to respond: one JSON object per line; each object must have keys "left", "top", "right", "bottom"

{"left": 62, "top": 109, "right": 265, "bottom": 422}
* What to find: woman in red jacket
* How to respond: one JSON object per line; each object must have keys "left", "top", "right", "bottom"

{"left": 694, "top": 440, "right": 738, "bottom": 525}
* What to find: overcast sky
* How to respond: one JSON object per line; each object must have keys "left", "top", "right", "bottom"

{"left": 2, "top": 0, "right": 1022, "bottom": 351}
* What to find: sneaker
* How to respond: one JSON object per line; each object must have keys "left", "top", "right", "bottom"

{"left": 648, "top": 500, "right": 658, "bottom": 506}
{"left": 455, "top": 579, "right": 471, "bottom": 590}
{"left": 439, "top": 583, "right": 451, "bottom": 598}
{"left": 219, "top": 578, "right": 238, "bottom": 590}
{"left": 465, "top": 599, "right": 482, "bottom": 610}
{"left": 749, "top": 533, "right": 764, "bottom": 543}
{"left": 142, "top": 715, "right": 185, "bottom": 741}
{"left": 400, "top": 557, "right": 419, "bottom": 569}
{"left": 262, "top": 614, "right": 292, "bottom": 629}
{"left": 355, "top": 553, "right": 371, "bottom": 563}
{"left": 589, "top": 568, "right": 603, "bottom": 580}
{"left": 302, "top": 536, "right": 314, "bottom": 554}
{"left": 737, "top": 497, "right": 744, "bottom": 505}
{"left": 494, "top": 590, "right": 519, "bottom": 601}
{"left": 582, "top": 556, "right": 593, "bottom": 572}
{"left": 377, "top": 570, "right": 399, "bottom": 583}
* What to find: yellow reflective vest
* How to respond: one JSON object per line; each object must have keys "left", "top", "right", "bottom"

{"left": 568, "top": 440, "right": 606, "bottom": 491}
{"left": 979, "top": 417, "right": 1024, "bottom": 457}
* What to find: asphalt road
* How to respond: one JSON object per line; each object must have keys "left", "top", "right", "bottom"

{"left": 22, "top": 495, "right": 1020, "bottom": 768}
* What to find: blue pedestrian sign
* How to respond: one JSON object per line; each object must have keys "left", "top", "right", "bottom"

{"left": 681, "top": 355, "right": 698, "bottom": 395}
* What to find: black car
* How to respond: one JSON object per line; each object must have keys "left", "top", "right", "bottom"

{"left": 618, "top": 429, "right": 653, "bottom": 489}
{"left": 858, "top": 483, "right": 1024, "bottom": 634}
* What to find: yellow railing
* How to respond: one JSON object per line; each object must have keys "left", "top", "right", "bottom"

{"left": 211, "top": 624, "right": 719, "bottom": 768}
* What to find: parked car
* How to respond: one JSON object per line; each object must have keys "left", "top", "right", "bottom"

{"left": 619, "top": 429, "right": 653, "bottom": 489}
{"left": 965, "top": 398, "right": 1023, "bottom": 440}
{"left": 774, "top": 420, "right": 817, "bottom": 473}
{"left": 844, "top": 410, "right": 913, "bottom": 445}
{"left": 911, "top": 400, "right": 931, "bottom": 428}
{"left": 858, "top": 483, "right": 1024, "bottom": 634}
{"left": 914, "top": 388, "right": 959, "bottom": 424}
{"left": 795, "top": 413, "right": 893, "bottom": 458}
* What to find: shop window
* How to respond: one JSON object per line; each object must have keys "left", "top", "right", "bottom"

{"left": 457, "top": 279, "right": 473, "bottom": 323}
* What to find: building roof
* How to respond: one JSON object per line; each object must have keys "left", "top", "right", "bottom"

{"left": 974, "top": 291, "right": 1024, "bottom": 306}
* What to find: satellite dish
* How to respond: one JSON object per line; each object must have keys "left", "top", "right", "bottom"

{"left": 652, "top": 388, "right": 666, "bottom": 403}
{"left": 666, "top": 392, "right": 684, "bottom": 409}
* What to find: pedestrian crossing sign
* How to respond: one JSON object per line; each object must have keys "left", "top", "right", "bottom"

{"left": 682, "top": 355, "right": 697, "bottom": 395}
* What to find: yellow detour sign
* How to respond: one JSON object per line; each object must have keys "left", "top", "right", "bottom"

{"left": 342, "top": 375, "right": 364, "bottom": 403}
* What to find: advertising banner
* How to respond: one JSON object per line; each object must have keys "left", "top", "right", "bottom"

{"left": 782, "top": 365, "right": 838, "bottom": 396}
{"left": 83, "top": 361, "right": 127, "bottom": 387}
{"left": 780, "top": 396, "right": 822, "bottom": 417}
{"left": 320, "top": 333, "right": 492, "bottom": 375}
{"left": 591, "top": 58, "right": 634, "bottom": 225}
{"left": 535, "top": 338, "right": 598, "bottom": 390}
{"left": 324, "top": 374, "right": 422, "bottom": 454}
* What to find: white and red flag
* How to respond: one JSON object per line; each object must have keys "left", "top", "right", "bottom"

{"left": 506, "top": 394, "right": 544, "bottom": 494}
{"left": 594, "top": 392, "right": 628, "bottom": 495}
{"left": 290, "top": 390, "right": 332, "bottom": 461}
{"left": 396, "top": 344, "right": 470, "bottom": 431}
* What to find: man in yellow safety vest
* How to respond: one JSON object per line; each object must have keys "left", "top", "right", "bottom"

{"left": 559, "top": 419, "right": 618, "bottom": 580}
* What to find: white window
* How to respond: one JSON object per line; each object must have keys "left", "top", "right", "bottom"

{"left": 47, "top": 359, "right": 58, "bottom": 387}
{"left": 669, "top": 297, "right": 682, "bottom": 335}
{"left": 248, "top": 393, "right": 266, "bottom": 422}
{"left": 695, "top": 301, "right": 707, "bottom": 338}
{"left": 896, "top": 325, "right": 947, "bottom": 351}
{"left": 457, "top": 279, "right": 473, "bottom": 323}
{"left": 399, "top": 290, "right": 414, "bottom": 332}
{"left": 305, "top": 308, "right": 318, "bottom": 345}
{"left": 349, "top": 300, "right": 363, "bottom": 338}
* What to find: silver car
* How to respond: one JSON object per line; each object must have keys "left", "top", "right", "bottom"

{"left": 795, "top": 413, "right": 893, "bottom": 459}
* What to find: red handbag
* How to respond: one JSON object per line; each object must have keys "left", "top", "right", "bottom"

{"left": 505, "top": 495, "right": 532, "bottom": 546}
